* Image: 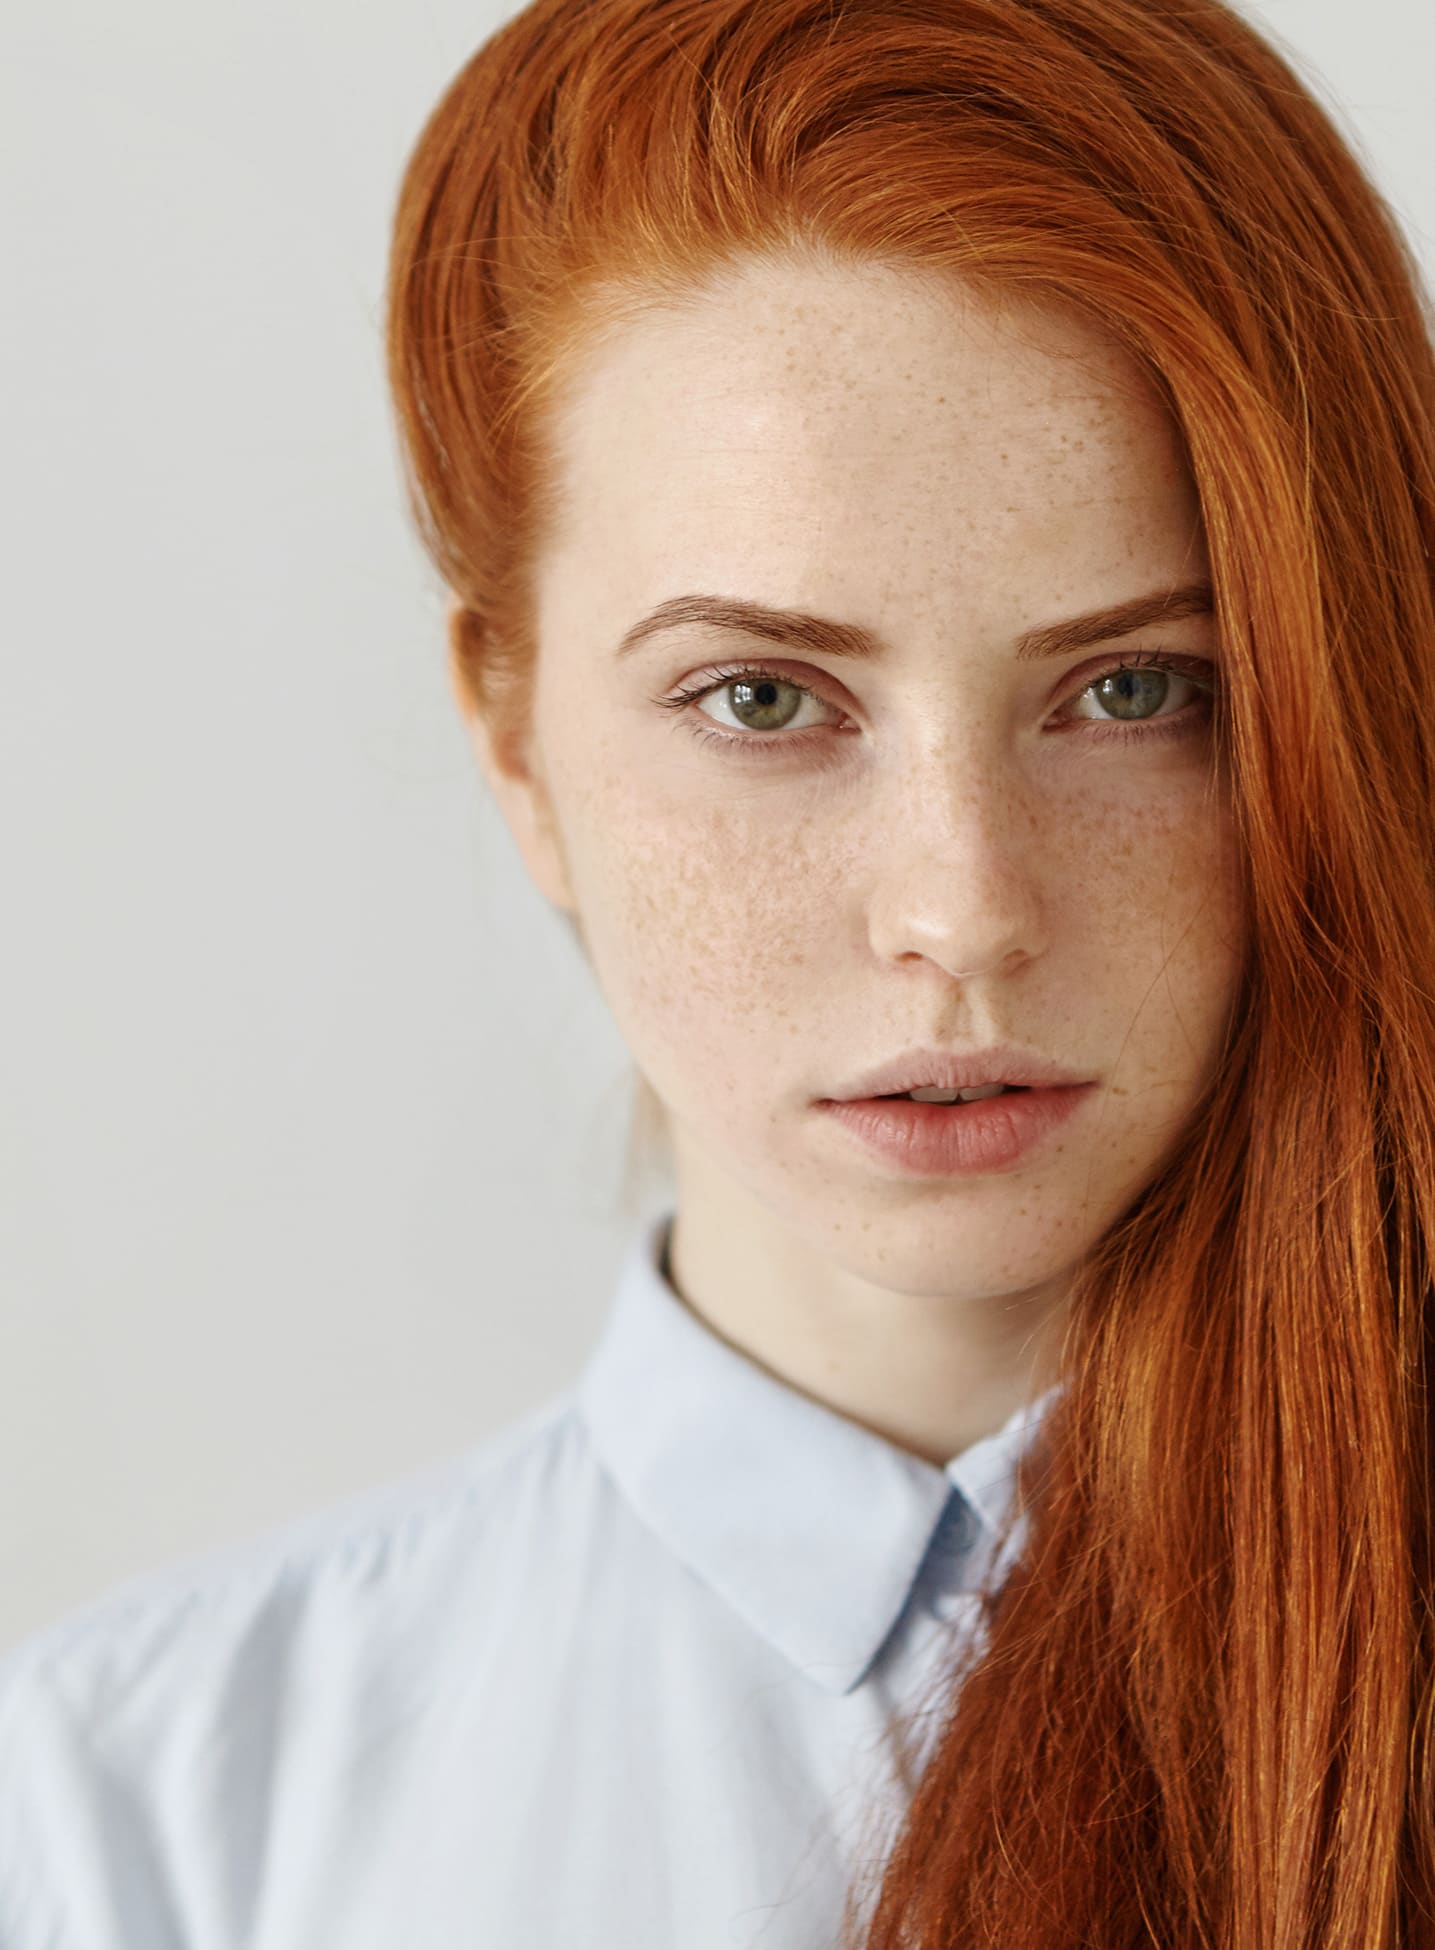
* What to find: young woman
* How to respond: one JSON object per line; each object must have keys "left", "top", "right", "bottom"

{"left": 4, "top": 0, "right": 1433, "bottom": 1943}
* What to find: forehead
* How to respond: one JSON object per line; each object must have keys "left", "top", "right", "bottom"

{"left": 536, "top": 255, "right": 1199, "bottom": 636}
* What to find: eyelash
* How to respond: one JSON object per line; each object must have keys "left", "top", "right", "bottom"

{"left": 652, "top": 652, "right": 1219, "bottom": 762}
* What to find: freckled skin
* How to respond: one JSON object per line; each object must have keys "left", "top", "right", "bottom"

{"left": 454, "top": 253, "right": 1248, "bottom": 1467}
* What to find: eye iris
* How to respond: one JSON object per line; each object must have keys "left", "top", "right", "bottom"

{"left": 729, "top": 677, "right": 801, "bottom": 732}
{"left": 1099, "top": 667, "right": 1170, "bottom": 722}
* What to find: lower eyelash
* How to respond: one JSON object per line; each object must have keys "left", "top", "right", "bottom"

{"left": 655, "top": 655, "right": 1218, "bottom": 758}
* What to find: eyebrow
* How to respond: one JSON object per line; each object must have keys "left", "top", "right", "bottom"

{"left": 613, "top": 581, "right": 1214, "bottom": 665}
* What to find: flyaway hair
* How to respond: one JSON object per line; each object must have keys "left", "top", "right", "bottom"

{"left": 384, "top": 0, "right": 1435, "bottom": 1940}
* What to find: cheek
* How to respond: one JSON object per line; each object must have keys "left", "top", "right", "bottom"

{"left": 1129, "top": 786, "right": 1247, "bottom": 963}
{"left": 1071, "top": 782, "right": 1249, "bottom": 1076}
{"left": 558, "top": 784, "right": 846, "bottom": 1056}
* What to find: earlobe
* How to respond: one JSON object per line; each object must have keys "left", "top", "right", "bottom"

{"left": 444, "top": 601, "right": 577, "bottom": 918}
{"left": 498, "top": 764, "right": 580, "bottom": 920}
{"left": 445, "top": 600, "right": 532, "bottom": 789}
{"left": 444, "top": 598, "right": 486, "bottom": 733}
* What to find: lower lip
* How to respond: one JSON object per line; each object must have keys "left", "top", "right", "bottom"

{"left": 819, "top": 1084, "right": 1095, "bottom": 1176}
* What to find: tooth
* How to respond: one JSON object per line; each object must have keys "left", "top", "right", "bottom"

{"left": 902, "top": 1083, "right": 1013, "bottom": 1103}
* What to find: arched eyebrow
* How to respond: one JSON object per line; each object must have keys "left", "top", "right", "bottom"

{"left": 613, "top": 582, "right": 1214, "bottom": 664}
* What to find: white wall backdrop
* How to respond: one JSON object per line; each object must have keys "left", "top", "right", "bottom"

{"left": 2, "top": 0, "right": 1430, "bottom": 1653}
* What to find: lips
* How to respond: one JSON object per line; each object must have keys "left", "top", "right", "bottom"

{"left": 830, "top": 1044, "right": 1091, "bottom": 1102}
{"left": 821, "top": 1080, "right": 1095, "bottom": 1175}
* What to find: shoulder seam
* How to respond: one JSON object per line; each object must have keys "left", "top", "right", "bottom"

{"left": 0, "top": 1389, "right": 583, "bottom": 1684}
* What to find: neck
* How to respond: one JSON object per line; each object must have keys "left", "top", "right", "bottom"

{"left": 659, "top": 1192, "right": 1070, "bottom": 1470}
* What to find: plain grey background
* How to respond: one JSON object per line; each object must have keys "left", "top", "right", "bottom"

{"left": 3, "top": 0, "right": 1431, "bottom": 1655}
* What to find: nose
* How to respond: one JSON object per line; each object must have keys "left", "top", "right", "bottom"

{"left": 865, "top": 752, "right": 1047, "bottom": 982}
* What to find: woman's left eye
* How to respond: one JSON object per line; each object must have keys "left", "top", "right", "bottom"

{"left": 653, "top": 653, "right": 1220, "bottom": 758}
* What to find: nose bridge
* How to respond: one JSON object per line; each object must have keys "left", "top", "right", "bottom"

{"left": 868, "top": 727, "right": 1046, "bottom": 975}
{"left": 896, "top": 712, "right": 1031, "bottom": 848}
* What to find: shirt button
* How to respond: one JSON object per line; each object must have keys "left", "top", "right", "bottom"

{"left": 928, "top": 1586, "right": 976, "bottom": 1624}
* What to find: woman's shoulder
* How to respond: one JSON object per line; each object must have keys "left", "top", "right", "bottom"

{"left": 1, "top": 1386, "right": 586, "bottom": 1700}
{"left": 0, "top": 1386, "right": 594, "bottom": 1939}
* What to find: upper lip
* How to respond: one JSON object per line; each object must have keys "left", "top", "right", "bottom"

{"left": 824, "top": 1044, "right": 1093, "bottom": 1101}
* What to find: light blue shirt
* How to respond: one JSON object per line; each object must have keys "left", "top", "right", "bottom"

{"left": 0, "top": 1210, "right": 1062, "bottom": 1948}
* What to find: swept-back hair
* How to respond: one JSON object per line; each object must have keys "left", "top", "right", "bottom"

{"left": 384, "top": 0, "right": 1435, "bottom": 1939}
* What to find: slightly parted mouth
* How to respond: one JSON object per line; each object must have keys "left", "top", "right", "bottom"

{"left": 822, "top": 1081, "right": 1093, "bottom": 1105}
{"left": 823, "top": 1046, "right": 1094, "bottom": 1101}
{"left": 875, "top": 1083, "right": 1030, "bottom": 1098}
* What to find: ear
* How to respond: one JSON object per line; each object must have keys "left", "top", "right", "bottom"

{"left": 445, "top": 600, "right": 577, "bottom": 916}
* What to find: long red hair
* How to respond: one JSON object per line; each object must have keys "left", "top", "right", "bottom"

{"left": 384, "top": 1, "right": 1435, "bottom": 1939}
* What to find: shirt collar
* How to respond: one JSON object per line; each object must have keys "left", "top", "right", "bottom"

{"left": 576, "top": 1209, "right": 1063, "bottom": 1696}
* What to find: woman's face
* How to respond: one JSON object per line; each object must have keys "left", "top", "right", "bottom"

{"left": 468, "top": 252, "right": 1248, "bottom": 1305}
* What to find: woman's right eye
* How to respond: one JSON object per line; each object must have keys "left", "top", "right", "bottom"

{"left": 653, "top": 665, "right": 843, "bottom": 757}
